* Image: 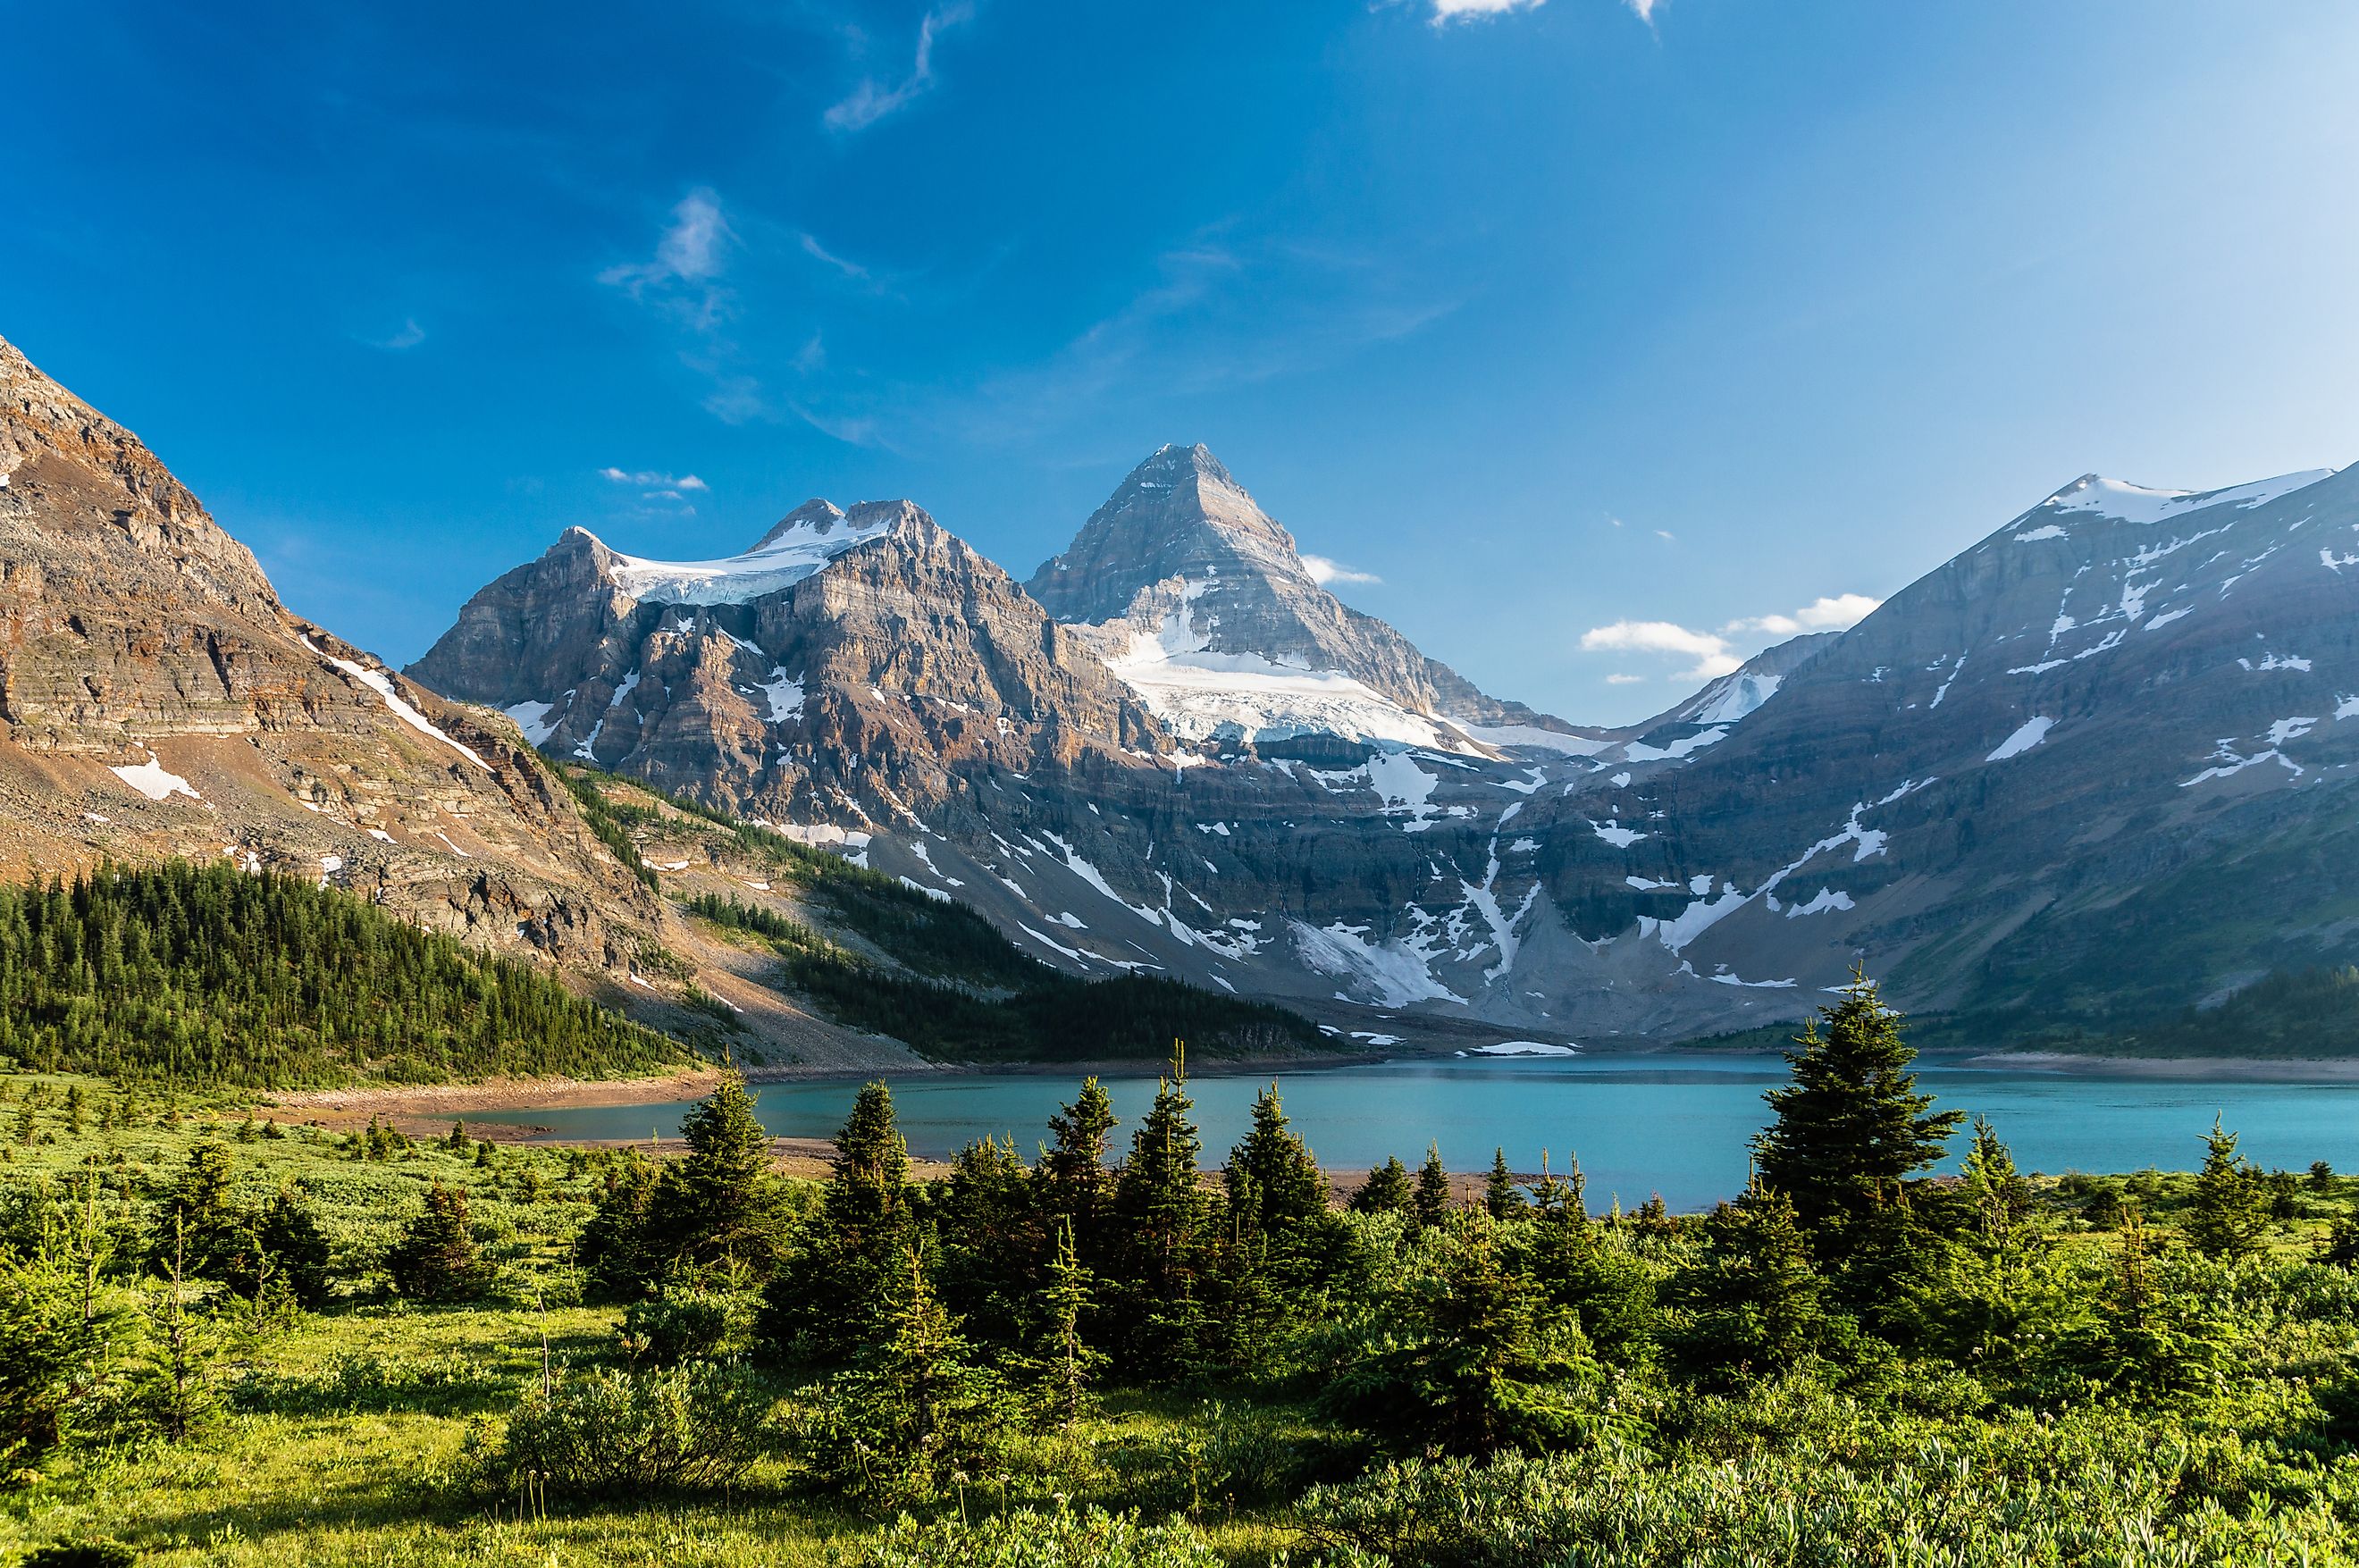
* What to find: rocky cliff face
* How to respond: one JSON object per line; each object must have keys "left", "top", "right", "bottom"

{"left": 0, "top": 331, "right": 667, "bottom": 968}
{"left": 1026, "top": 444, "right": 1598, "bottom": 754}
{"left": 408, "top": 499, "right": 1172, "bottom": 829}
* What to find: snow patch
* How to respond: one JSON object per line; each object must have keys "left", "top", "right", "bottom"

{"left": 502, "top": 700, "right": 558, "bottom": 745}
{"left": 589, "top": 508, "right": 894, "bottom": 606}
{"left": 111, "top": 755, "right": 200, "bottom": 803}
{"left": 1986, "top": 717, "right": 2054, "bottom": 761}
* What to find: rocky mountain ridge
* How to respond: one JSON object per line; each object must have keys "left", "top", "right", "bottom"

{"left": 415, "top": 440, "right": 2359, "bottom": 1054}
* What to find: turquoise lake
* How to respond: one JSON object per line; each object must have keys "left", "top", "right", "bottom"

{"left": 470, "top": 1053, "right": 2359, "bottom": 1213}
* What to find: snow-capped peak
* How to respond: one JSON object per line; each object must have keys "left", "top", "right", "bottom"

{"left": 2031, "top": 469, "right": 2334, "bottom": 528}
{"left": 575, "top": 499, "right": 903, "bottom": 606}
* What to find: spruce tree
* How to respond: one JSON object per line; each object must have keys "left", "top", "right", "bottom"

{"left": 1037, "top": 1077, "right": 1117, "bottom": 1270}
{"left": 578, "top": 1153, "right": 661, "bottom": 1299}
{"left": 2186, "top": 1116, "right": 2270, "bottom": 1261}
{"left": 1754, "top": 970, "right": 1961, "bottom": 1269}
{"left": 1029, "top": 1217, "right": 1104, "bottom": 1427}
{"left": 1484, "top": 1149, "right": 1524, "bottom": 1221}
{"left": 1670, "top": 1179, "right": 1833, "bottom": 1386}
{"left": 760, "top": 1081, "right": 914, "bottom": 1369}
{"left": 1224, "top": 1084, "right": 1328, "bottom": 1242}
{"left": 384, "top": 1182, "right": 491, "bottom": 1303}
{"left": 1350, "top": 1156, "right": 1414, "bottom": 1216}
{"left": 650, "top": 1072, "right": 781, "bottom": 1274}
{"left": 1110, "top": 1073, "right": 1211, "bottom": 1379}
{"left": 1414, "top": 1143, "right": 1452, "bottom": 1228}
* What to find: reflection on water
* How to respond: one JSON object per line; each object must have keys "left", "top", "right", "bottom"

{"left": 466, "top": 1053, "right": 2359, "bottom": 1213}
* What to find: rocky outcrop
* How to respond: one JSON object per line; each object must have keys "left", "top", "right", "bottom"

{"left": 409, "top": 499, "right": 1172, "bottom": 826}
{"left": 0, "top": 331, "right": 663, "bottom": 971}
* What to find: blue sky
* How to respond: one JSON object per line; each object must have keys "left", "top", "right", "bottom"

{"left": 5, "top": 1, "right": 2356, "bottom": 723}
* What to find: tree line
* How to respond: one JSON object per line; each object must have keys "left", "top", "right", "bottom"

{"left": 0, "top": 863, "right": 687, "bottom": 1087}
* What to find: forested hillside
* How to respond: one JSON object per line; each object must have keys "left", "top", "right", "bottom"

{"left": 0, "top": 862, "right": 690, "bottom": 1087}
{"left": 581, "top": 767, "right": 1335, "bottom": 1065}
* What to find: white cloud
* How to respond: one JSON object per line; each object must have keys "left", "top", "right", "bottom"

{"left": 1722, "top": 593, "right": 1880, "bottom": 638}
{"left": 599, "top": 468, "right": 708, "bottom": 491}
{"left": 1582, "top": 591, "right": 1879, "bottom": 685}
{"left": 1581, "top": 620, "right": 1740, "bottom": 682}
{"left": 371, "top": 318, "right": 425, "bottom": 351}
{"left": 826, "top": 4, "right": 970, "bottom": 132}
{"left": 1626, "top": 0, "right": 1663, "bottom": 24}
{"left": 1429, "top": 0, "right": 1545, "bottom": 23}
{"left": 1605, "top": 673, "right": 1646, "bottom": 685}
{"left": 1302, "top": 554, "right": 1381, "bottom": 587}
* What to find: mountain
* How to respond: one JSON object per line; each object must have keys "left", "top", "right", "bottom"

{"left": 0, "top": 331, "right": 670, "bottom": 969}
{"left": 1574, "top": 463, "right": 2359, "bottom": 1044}
{"left": 417, "top": 430, "right": 2359, "bottom": 1059}
{"left": 1026, "top": 444, "right": 1601, "bottom": 758}
{"left": 409, "top": 499, "right": 1171, "bottom": 832}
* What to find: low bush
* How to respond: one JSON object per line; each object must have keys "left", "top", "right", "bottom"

{"left": 485, "top": 1362, "right": 774, "bottom": 1497}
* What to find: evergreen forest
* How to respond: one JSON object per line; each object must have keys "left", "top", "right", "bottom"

{"left": 4, "top": 977, "right": 2359, "bottom": 1565}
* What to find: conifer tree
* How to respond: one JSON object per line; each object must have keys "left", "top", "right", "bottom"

{"left": 1414, "top": 1143, "right": 1452, "bottom": 1228}
{"left": 155, "top": 1139, "right": 242, "bottom": 1280}
{"left": 1670, "top": 1179, "right": 1834, "bottom": 1386}
{"left": 2186, "top": 1116, "right": 2270, "bottom": 1261}
{"left": 385, "top": 1182, "right": 491, "bottom": 1303}
{"left": 1754, "top": 969, "right": 1961, "bottom": 1269}
{"left": 1029, "top": 1217, "right": 1103, "bottom": 1427}
{"left": 1484, "top": 1149, "right": 1524, "bottom": 1221}
{"left": 578, "top": 1153, "right": 661, "bottom": 1299}
{"left": 1039, "top": 1077, "right": 1117, "bottom": 1249}
{"left": 650, "top": 1072, "right": 781, "bottom": 1274}
{"left": 760, "top": 1081, "right": 915, "bottom": 1369}
{"left": 934, "top": 1135, "right": 1044, "bottom": 1349}
{"left": 1111, "top": 1072, "right": 1212, "bottom": 1378}
{"left": 1959, "top": 1116, "right": 2033, "bottom": 1254}
{"left": 1224, "top": 1084, "right": 1328, "bottom": 1242}
{"left": 1350, "top": 1156, "right": 1414, "bottom": 1216}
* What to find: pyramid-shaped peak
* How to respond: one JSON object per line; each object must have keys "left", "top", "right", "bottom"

{"left": 1128, "top": 441, "right": 1239, "bottom": 491}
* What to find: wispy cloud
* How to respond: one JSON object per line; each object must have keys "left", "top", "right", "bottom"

{"left": 1605, "top": 672, "right": 1646, "bottom": 685}
{"left": 825, "top": 4, "right": 971, "bottom": 132}
{"left": 1625, "top": 0, "right": 1663, "bottom": 26}
{"left": 1581, "top": 593, "right": 1881, "bottom": 683}
{"left": 599, "top": 467, "right": 709, "bottom": 491}
{"left": 369, "top": 318, "right": 426, "bottom": 351}
{"left": 1302, "top": 554, "right": 1381, "bottom": 587}
{"left": 1428, "top": 0, "right": 1544, "bottom": 24}
{"left": 800, "top": 231, "right": 871, "bottom": 281}
{"left": 600, "top": 189, "right": 735, "bottom": 331}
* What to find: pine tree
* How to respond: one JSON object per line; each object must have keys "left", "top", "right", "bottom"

{"left": 384, "top": 1182, "right": 491, "bottom": 1303}
{"left": 1038, "top": 1077, "right": 1117, "bottom": 1252}
{"left": 1224, "top": 1084, "right": 1327, "bottom": 1242}
{"left": 1670, "top": 1179, "right": 1834, "bottom": 1386}
{"left": 1754, "top": 969, "right": 1961, "bottom": 1270}
{"left": 1414, "top": 1143, "right": 1452, "bottom": 1228}
{"left": 155, "top": 1139, "right": 243, "bottom": 1280}
{"left": 1350, "top": 1156, "right": 1414, "bottom": 1216}
{"left": 2186, "top": 1116, "right": 2270, "bottom": 1261}
{"left": 1484, "top": 1149, "right": 1524, "bottom": 1221}
{"left": 1110, "top": 1073, "right": 1212, "bottom": 1379}
{"left": 1959, "top": 1116, "right": 2033, "bottom": 1254}
{"left": 759, "top": 1082, "right": 915, "bottom": 1369}
{"left": 650, "top": 1072, "right": 782, "bottom": 1274}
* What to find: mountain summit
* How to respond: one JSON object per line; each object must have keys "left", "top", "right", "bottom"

{"left": 1028, "top": 444, "right": 1591, "bottom": 754}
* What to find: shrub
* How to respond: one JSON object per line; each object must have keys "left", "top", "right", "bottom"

{"left": 489, "top": 1362, "right": 772, "bottom": 1497}
{"left": 617, "top": 1283, "right": 736, "bottom": 1366}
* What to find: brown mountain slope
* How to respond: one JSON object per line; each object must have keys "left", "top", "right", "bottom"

{"left": 0, "top": 330, "right": 664, "bottom": 968}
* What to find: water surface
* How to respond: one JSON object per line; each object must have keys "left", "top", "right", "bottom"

{"left": 472, "top": 1053, "right": 2359, "bottom": 1212}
